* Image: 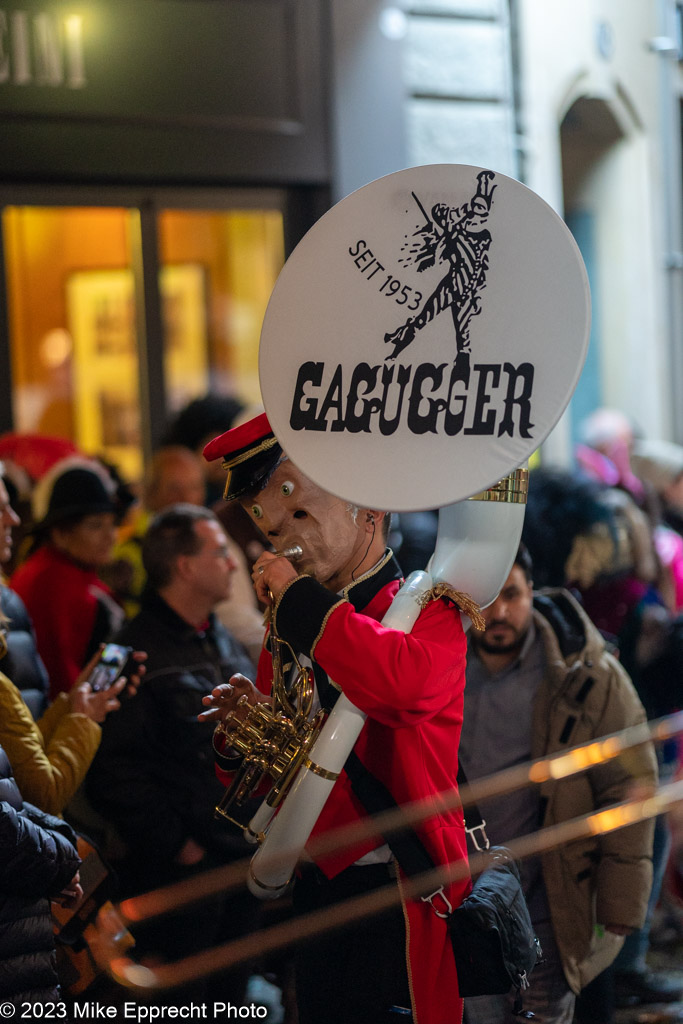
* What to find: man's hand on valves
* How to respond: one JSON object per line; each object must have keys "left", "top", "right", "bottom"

{"left": 198, "top": 673, "right": 268, "bottom": 725}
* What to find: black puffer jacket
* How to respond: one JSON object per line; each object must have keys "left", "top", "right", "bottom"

{"left": 0, "top": 743, "right": 80, "bottom": 1004}
{"left": 0, "top": 583, "right": 50, "bottom": 719}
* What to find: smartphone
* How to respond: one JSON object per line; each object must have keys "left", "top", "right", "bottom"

{"left": 88, "top": 643, "right": 133, "bottom": 692}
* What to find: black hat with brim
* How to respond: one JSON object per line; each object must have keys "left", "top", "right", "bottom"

{"left": 203, "top": 412, "right": 283, "bottom": 501}
{"left": 34, "top": 465, "right": 118, "bottom": 532}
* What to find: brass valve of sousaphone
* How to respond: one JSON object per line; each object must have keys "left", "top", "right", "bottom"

{"left": 214, "top": 544, "right": 326, "bottom": 833}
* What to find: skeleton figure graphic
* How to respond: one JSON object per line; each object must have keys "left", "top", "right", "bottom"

{"left": 384, "top": 170, "right": 497, "bottom": 377}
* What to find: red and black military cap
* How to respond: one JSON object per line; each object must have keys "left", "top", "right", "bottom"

{"left": 203, "top": 412, "right": 282, "bottom": 501}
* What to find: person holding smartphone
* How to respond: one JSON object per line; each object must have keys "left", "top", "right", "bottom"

{"left": 0, "top": 465, "right": 144, "bottom": 817}
{"left": 11, "top": 457, "right": 126, "bottom": 699}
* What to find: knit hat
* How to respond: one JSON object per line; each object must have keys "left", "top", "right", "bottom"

{"left": 31, "top": 457, "right": 119, "bottom": 531}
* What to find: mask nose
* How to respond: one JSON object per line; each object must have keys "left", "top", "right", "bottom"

{"left": 264, "top": 507, "right": 290, "bottom": 541}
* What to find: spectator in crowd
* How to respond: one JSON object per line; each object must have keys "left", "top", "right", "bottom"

{"left": 522, "top": 466, "right": 683, "bottom": 1014}
{"left": 163, "top": 393, "right": 267, "bottom": 573}
{"left": 162, "top": 393, "right": 245, "bottom": 505}
{"left": 0, "top": 458, "right": 33, "bottom": 578}
{"left": 459, "top": 545, "right": 658, "bottom": 1024}
{"left": 0, "top": 462, "right": 43, "bottom": 708}
{"left": 521, "top": 466, "right": 663, "bottom": 667}
{"left": 11, "top": 458, "right": 125, "bottom": 699}
{"left": 86, "top": 504, "right": 256, "bottom": 1000}
{"left": 1, "top": 565, "right": 49, "bottom": 721}
{"left": 626, "top": 438, "right": 683, "bottom": 949}
{"left": 575, "top": 407, "right": 645, "bottom": 503}
{"left": 521, "top": 465, "right": 654, "bottom": 598}
{"left": 106, "top": 444, "right": 263, "bottom": 663}
{"left": 0, "top": 650, "right": 131, "bottom": 819}
{"left": 631, "top": 438, "right": 683, "bottom": 614}
{"left": 0, "top": 464, "right": 142, "bottom": 816}
{"left": 106, "top": 445, "right": 207, "bottom": 617}
{"left": 0, "top": 738, "right": 82, "bottom": 1006}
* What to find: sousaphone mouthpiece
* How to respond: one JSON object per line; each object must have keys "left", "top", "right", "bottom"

{"left": 273, "top": 544, "right": 303, "bottom": 561}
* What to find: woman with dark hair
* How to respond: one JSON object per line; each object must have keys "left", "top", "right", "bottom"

{"left": 11, "top": 457, "right": 125, "bottom": 699}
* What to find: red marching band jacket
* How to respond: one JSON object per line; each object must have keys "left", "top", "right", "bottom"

{"left": 215, "top": 551, "right": 471, "bottom": 1024}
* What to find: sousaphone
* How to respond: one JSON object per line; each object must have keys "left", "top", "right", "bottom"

{"left": 227, "top": 164, "right": 591, "bottom": 897}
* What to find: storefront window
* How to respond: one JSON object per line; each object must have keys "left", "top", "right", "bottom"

{"left": 3, "top": 205, "right": 144, "bottom": 480}
{"left": 158, "top": 208, "right": 284, "bottom": 412}
{"left": 2, "top": 200, "right": 285, "bottom": 484}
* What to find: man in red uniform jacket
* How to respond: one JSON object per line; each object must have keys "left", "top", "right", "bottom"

{"left": 200, "top": 412, "right": 470, "bottom": 1024}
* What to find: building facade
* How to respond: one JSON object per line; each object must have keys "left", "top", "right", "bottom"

{"left": 0, "top": 0, "right": 681, "bottom": 484}
{"left": 402, "top": 0, "right": 683, "bottom": 457}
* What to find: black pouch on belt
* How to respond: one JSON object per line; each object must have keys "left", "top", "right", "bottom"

{"left": 344, "top": 750, "right": 542, "bottom": 1014}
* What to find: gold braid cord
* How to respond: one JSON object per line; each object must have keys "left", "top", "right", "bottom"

{"left": 418, "top": 584, "right": 486, "bottom": 632}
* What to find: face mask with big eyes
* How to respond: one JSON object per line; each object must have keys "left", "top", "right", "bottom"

{"left": 249, "top": 481, "right": 295, "bottom": 521}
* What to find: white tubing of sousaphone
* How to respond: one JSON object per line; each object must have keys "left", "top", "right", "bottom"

{"left": 247, "top": 163, "right": 591, "bottom": 897}
{"left": 430, "top": 488, "right": 527, "bottom": 610}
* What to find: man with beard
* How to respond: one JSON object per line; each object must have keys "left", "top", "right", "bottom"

{"left": 199, "top": 411, "right": 471, "bottom": 1024}
{"left": 459, "top": 545, "right": 658, "bottom": 1024}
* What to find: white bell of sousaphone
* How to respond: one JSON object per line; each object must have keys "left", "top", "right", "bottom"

{"left": 245, "top": 164, "right": 591, "bottom": 897}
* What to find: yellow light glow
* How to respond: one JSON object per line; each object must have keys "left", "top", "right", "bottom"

{"left": 64, "top": 16, "right": 86, "bottom": 89}
{"left": 39, "top": 328, "right": 72, "bottom": 368}
{"left": 601, "top": 737, "right": 621, "bottom": 758}
{"left": 548, "top": 737, "right": 624, "bottom": 780}
{"left": 589, "top": 803, "right": 642, "bottom": 836}
{"left": 528, "top": 762, "right": 550, "bottom": 784}
{"left": 589, "top": 808, "right": 626, "bottom": 834}
{"left": 549, "top": 754, "right": 574, "bottom": 779}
